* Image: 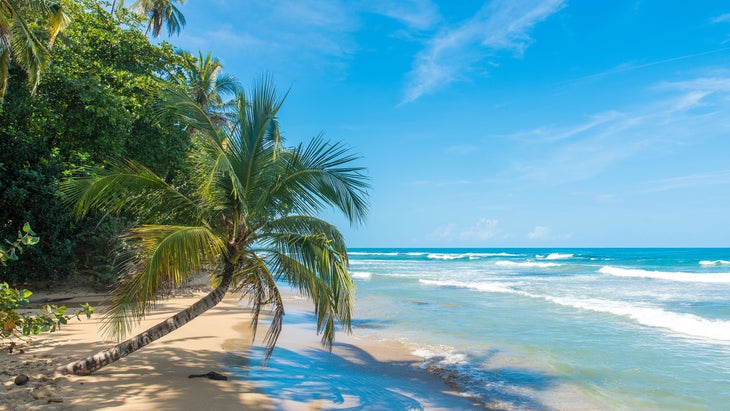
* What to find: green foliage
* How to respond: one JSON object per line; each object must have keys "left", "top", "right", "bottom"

{"left": 64, "top": 78, "right": 369, "bottom": 358}
{"left": 0, "top": 282, "right": 94, "bottom": 341}
{"left": 0, "top": 225, "right": 93, "bottom": 344}
{"left": 0, "top": 0, "right": 71, "bottom": 102}
{"left": 0, "top": 0, "right": 191, "bottom": 282}
{"left": 0, "top": 223, "right": 40, "bottom": 265}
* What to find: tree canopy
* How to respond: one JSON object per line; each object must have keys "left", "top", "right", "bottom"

{"left": 0, "top": 0, "right": 190, "bottom": 282}
{"left": 58, "top": 77, "right": 369, "bottom": 375}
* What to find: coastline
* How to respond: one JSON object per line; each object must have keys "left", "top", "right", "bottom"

{"left": 1, "top": 288, "right": 484, "bottom": 410}
{"left": 242, "top": 291, "right": 485, "bottom": 410}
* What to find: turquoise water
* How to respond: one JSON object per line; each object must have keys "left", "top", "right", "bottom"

{"left": 346, "top": 248, "right": 730, "bottom": 410}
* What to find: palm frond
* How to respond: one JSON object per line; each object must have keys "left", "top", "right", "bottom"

{"left": 280, "top": 136, "right": 369, "bottom": 224}
{"left": 47, "top": 4, "right": 70, "bottom": 47}
{"left": 130, "top": 0, "right": 186, "bottom": 38}
{"left": 102, "top": 224, "right": 225, "bottom": 339}
{"left": 9, "top": 1, "right": 49, "bottom": 94}
{"left": 259, "top": 218, "right": 355, "bottom": 348}
{"left": 62, "top": 160, "right": 202, "bottom": 224}
{"left": 158, "top": 85, "right": 221, "bottom": 138}
{"left": 231, "top": 252, "right": 284, "bottom": 360}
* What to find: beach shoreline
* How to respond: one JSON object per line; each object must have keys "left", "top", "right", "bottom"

{"left": 1, "top": 285, "right": 486, "bottom": 410}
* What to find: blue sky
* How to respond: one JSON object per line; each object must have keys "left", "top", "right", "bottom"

{"left": 168, "top": 0, "right": 730, "bottom": 247}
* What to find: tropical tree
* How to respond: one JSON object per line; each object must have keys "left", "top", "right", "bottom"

{"left": 167, "top": 50, "right": 240, "bottom": 126}
{"left": 0, "top": 0, "right": 70, "bottom": 102}
{"left": 0, "top": 0, "right": 190, "bottom": 282}
{"left": 128, "top": 0, "right": 186, "bottom": 38}
{"left": 56, "top": 78, "right": 369, "bottom": 375}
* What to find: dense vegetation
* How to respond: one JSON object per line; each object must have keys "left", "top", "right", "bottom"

{"left": 1, "top": 0, "right": 191, "bottom": 283}
{"left": 1, "top": 224, "right": 93, "bottom": 344}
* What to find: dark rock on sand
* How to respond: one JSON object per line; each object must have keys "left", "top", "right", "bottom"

{"left": 188, "top": 371, "right": 228, "bottom": 381}
{"left": 14, "top": 374, "right": 29, "bottom": 385}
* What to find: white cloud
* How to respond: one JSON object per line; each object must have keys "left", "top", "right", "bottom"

{"left": 527, "top": 226, "right": 571, "bottom": 241}
{"left": 461, "top": 218, "right": 502, "bottom": 240}
{"left": 502, "top": 74, "right": 730, "bottom": 186}
{"left": 712, "top": 13, "right": 730, "bottom": 24}
{"left": 429, "top": 218, "right": 504, "bottom": 242}
{"left": 527, "top": 226, "right": 550, "bottom": 240}
{"left": 365, "top": 0, "right": 441, "bottom": 30}
{"left": 645, "top": 170, "right": 730, "bottom": 192}
{"left": 179, "top": 0, "right": 359, "bottom": 69}
{"left": 402, "top": 0, "right": 565, "bottom": 104}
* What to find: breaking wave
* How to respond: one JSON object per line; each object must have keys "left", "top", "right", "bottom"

{"left": 599, "top": 266, "right": 730, "bottom": 283}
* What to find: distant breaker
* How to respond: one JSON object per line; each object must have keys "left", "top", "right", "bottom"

{"left": 599, "top": 266, "right": 730, "bottom": 283}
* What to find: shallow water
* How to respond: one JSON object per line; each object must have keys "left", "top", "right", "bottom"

{"left": 346, "top": 248, "right": 730, "bottom": 410}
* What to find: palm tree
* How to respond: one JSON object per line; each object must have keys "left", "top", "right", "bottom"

{"left": 129, "top": 0, "right": 186, "bottom": 38}
{"left": 56, "top": 77, "right": 369, "bottom": 375}
{"left": 0, "top": 0, "right": 70, "bottom": 102}
{"left": 167, "top": 51, "right": 240, "bottom": 127}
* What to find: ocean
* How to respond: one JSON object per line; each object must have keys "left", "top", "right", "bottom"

{"left": 343, "top": 248, "right": 730, "bottom": 410}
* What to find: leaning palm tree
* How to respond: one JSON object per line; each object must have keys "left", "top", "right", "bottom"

{"left": 56, "top": 77, "right": 369, "bottom": 375}
{"left": 129, "top": 0, "right": 186, "bottom": 38}
{"left": 0, "top": 0, "right": 70, "bottom": 102}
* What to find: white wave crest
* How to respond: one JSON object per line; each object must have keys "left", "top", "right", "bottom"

{"left": 418, "top": 279, "right": 514, "bottom": 293}
{"left": 427, "top": 252, "right": 521, "bottom": 260}
{"left": 350, "top": 271, "right": 372, "bottom": 280}
{"left": 545, "top": 296, "right": 730, "bottom": 342}
{"left": 544, "top": 253, "right": 574, "bottom": 260}
{"left": 427, "top": 253, "right": 462, "bottom": 260}
{"left": 495, "top": 261, "right": 560, "bottom": 268}
{"left": 599, "top": 266, "right": 730, "bottom": 283}
{"left": 348, "top": 251, "right": 399, "bottom": 256}
{"left": 411, "top": 346, "right": 467, "bottom": 366}
{"left": 700, "top": 260, "right": 730, "bottom": 266}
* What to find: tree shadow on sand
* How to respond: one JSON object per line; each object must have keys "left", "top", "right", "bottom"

{"left": 233, "top": 309, "right": 564, "bottom": 410}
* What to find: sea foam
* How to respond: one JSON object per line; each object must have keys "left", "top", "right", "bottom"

{"left": 495, "top": 261, "right": 560, "bottom": 268}
{"left": 599, "top": 266, "right": 730, "bottom": 283}
{"left": 544, "top": 296, "right": 730, "bottom": 343}
{"left": 699, "top": 260, "right": 730, "bottom": 266}
{"left": 542, "top": 253, "right": 574, "bottom": 260}
{"left": 350, "top": 271, "right": 373, "bottom": 280}
{"left": 418, "top": 279, "right": 516, "bottom": 293}
{"left": 348, "top": 251, "right": 399, "bottom": 256}
{"left": 427, "top": 252, "right": 519, "bottom": 260}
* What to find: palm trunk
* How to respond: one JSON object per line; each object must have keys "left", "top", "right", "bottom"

{"left": 55, "top": 268, "right": 234, "bottom": 376}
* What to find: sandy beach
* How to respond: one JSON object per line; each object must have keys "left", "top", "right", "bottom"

{"left": 0, "top": 286, "right": 483, "bottom": 410}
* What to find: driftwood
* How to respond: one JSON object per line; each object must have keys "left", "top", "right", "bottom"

{"left": 187, "top": 371, "right": 228, "bottom": 381}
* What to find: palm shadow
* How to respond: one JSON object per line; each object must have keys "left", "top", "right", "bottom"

{"left": 235, "top": 309, "right": 563, "bottom": 410}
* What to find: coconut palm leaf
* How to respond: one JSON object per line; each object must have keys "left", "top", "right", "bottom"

{"left": 103, "top": 224, "right": 226, "bottom": 339}
{"left": 130, "top": 0, "right": 186, "bottom": 38}
{"left": 0, "top": 0, "right": 67, "bottom": 102}
{"left": 58, "top": 76, "right": 369, "bottom": 375}
{"left": 62, "top": 160, "right": 201, "bottom": 224}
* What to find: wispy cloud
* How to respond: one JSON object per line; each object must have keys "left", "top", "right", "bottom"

{"left": 503, "top": 74, "right": 730, "bottom": 185}
{"left": 179, "top": 0, "right": 360, "bottom": 73}
{"left": 562, "top": 47, "right": 730, "bottom": 85}
{"left": 429, "top": 218, "right": 504, "bottom": 241}
{"left": 712, "top": 13, "right": 730, "bottom": 24}
{"left": 364, "top": 0, "right": 441, "bottom": 30}
{"left": 527, "top": 226, "right": 571, "bottom": 241}
{"left": 402, "top": 0, "right": 565, "bottom": 104}
{"left": 645, "top": 170, "right": 730, "bottom": 192}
